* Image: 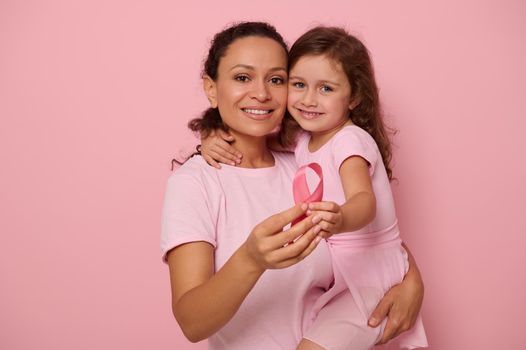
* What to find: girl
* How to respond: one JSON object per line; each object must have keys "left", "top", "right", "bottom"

{"left": 200, "top": 26, "right": 428, "bottom": 350}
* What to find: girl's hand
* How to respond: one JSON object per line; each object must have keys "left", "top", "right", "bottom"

{"left": 200, "top": 129, "right": 242, "bottom": 168}
{"left": 305, "top": 201, "right": 344, "bottom": 239}
{"left": 242, "top": 204, "right": 324, "bottom": 272}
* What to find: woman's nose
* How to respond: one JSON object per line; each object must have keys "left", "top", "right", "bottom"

{"left": 249, "top": 80, "right": 271, "bottom": 101}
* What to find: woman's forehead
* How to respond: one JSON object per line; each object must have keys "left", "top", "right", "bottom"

{"left": 219, "top": 36, "right": 287, "bottom": 71}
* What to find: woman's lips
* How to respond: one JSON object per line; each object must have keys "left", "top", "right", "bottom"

{"left": 241, "top": 108, "right": 274, "bottom": 120}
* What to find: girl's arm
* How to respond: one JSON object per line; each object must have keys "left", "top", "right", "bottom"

{"left": 368, "top": 243, "right": 424, "bottom": 344}
{"left": 306, "top": 156, "right": 375, "bottom": 238}
{"left": 199, "top": 129, "right": 242, "bottom": 168}
{"left": 338, "top": 156, "right": 376, "bottom": 231}
{"left": 167, "top": 204, "right": 322, "bottom": 342}
{"left": 200, "top": 131, "right": 292, "bottom": 168}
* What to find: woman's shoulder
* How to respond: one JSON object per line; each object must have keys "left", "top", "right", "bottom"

{"left": 169, "top": 155, "right": 219, "bottom": 185}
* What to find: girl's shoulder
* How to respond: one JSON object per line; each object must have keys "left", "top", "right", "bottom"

{"left": 337, "top": 124, "right": 374, "bottom": 141}
{"left": 333, "top": 124, "right": 378, "bottom": 150}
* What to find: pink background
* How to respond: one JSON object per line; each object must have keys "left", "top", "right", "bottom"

{"left": 1, "top": 1, "right": 525, "bottom": 349}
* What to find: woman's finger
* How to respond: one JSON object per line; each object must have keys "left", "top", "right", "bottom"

{"left": 271, "top": 225, "right": 320, "bottom": 264}
{"left": 376, "top": 316, "right": 401, "bottom": 345}
{"left": 255, "top": 204, "right": 308, "bottom": 238}
{"left": 272, "top": 213, "right": 316, "bottom": 248}
{"left": 275, "top": 234, "right": 322, "bottom": 268}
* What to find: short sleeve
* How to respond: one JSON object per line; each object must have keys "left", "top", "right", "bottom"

{"left": 160, "top": 172, "right": 217, "bottom": 263}
{"left": 332, "top": 127, "right": 379, "bottom": 176}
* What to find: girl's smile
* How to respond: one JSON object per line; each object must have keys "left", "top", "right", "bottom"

{"left": 287, "top": 54, "right": 355, "bottom": 144}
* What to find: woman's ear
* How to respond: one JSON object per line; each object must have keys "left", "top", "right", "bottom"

{"left": 203, "top": 75, "right": 218, "bottom": 108}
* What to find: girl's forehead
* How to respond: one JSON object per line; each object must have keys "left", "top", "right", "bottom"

{"left": 290, "top": 55, "right": 344, "bottom": 74}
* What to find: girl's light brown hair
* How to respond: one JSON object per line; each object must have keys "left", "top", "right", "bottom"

{"left": 280, "top": 26, "right": 395, "bottom": 180}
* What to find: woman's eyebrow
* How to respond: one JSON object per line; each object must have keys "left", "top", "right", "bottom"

{"left": 230, "top": 64, "right": 287, "bottom": 72}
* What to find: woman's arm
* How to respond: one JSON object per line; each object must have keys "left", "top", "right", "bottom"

{"left": 167, "top": 204, "right": 323, "bottom": 342}
{"left": 368, "top": 243, "right": 424, "bottom": 344}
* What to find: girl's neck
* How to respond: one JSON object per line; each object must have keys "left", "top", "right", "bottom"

{"left": 309, "top": 119, "right": 353, "bottom": 152}
{"left": 229, "top": 131, "right": 275, "bottom": 168}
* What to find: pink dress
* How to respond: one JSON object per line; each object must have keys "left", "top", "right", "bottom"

{"left": 296, "top": 125, "right": 428, "bottom": 350}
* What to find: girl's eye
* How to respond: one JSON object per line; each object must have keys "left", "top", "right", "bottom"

{"left": 292, "top": 82, "right": 305, "bottom": 88}
{"left": 235, "top": 75, "right": 250, "bottom": 82}
{"left": 270, "top": 76, "right": 285, "bottom": 85}
{"left": 320, "top": 85, "right": 333, "bottom": 92}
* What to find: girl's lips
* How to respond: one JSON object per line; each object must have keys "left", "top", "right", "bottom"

{"left": 241, "top": 108, "right": 274, "bottom": 120}
{"left": 297, "top": 108, "right": 324, "bottom": 120}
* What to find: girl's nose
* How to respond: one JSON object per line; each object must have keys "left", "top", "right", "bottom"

{"left": 300, "top": 89, "right": 317, "bottom": 107}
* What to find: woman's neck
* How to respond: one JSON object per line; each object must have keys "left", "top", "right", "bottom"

{"left": 229, "top": 132, "right": 274, "bottom": 168}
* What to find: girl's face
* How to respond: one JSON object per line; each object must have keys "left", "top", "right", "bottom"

{"left": 287, "top": 54, "right": 354, "bottom": 134}
{"left": 204, "top": 36, "right": 288, "bottom": 138}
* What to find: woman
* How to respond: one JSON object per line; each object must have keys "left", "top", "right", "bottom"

{"left": 161, "top": 22, "right": 424, "bottom": 349}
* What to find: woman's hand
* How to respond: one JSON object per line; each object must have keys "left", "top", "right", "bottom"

{"left": 200, "top": 129, "right": 242, "bottom": 168}
{"left": 368, "top": 244, "right": 424, "bottom": 344}
{"left": 242, "top": 203, "right": 324, "bottom": 272}
{"left": 304, "top": 201, "right": 344, "bottom": 239}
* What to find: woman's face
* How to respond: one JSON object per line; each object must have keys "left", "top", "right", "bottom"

{"left": 204, "top": 36, "right": 288, "bottom": 138}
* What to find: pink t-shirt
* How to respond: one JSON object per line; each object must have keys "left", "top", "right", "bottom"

{"left": 161, "top": 152, "right": 333, "bottom": 350}
{"left": 295, "top": 125, "right": 397, "bottom": 234}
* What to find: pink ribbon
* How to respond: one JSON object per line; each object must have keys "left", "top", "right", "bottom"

{"left": 292, "top": 162, "right": 324, "bottom": 226}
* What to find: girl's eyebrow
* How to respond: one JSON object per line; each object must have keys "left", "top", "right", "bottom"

{"left": 288, "top": 76, "right": 341, "bottom": 86}
{"left": 230, "top": 64, "right": 287, "bottom": 73}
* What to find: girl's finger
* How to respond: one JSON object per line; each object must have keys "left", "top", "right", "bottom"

{"left": 318, "top": 230, "right": 332, "bottom": 240}
{"left": 209, "top": 150, "right": 237, "bottom": 166}
{"left": 308, "top": 201, "right": 339, "bottom": 212}
{"left": 203, "top": 154, "right": 221, "bottom": 169}
{"left": 311, "top": 211, "right": 337, "bottom": 224}
{"left": 217, "top": 129, "right": 235, "bottom": 142}
{"left": 319, "top": 220, "right": 334, "bottom": 232}
{"left": 216, "top": 141, "right": 243, "bottom": 162}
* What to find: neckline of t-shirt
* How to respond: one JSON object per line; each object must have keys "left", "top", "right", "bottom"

{"left": 217, "top": 153, "right": 281, "bottom": 177}
{"left": 306, "top": 124, "right": 363, "bottom": 155}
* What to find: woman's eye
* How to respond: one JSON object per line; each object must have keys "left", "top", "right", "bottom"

{"left": 235, "top": 75, "right": 250, "bottom": 82}
{"left": 270, "top": 77, "right": 285, "bottom": 85}
{"left": 292, "top": 82, "right": 305, "bottom": 88}
{"left": 320, "top": 85, "right": 333, "bottom": 92}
